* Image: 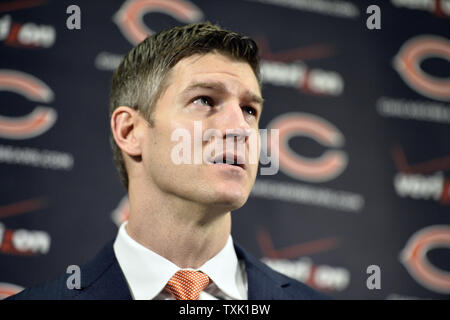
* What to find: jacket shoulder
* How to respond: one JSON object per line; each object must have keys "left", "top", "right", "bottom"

{"left": 6, "top": 240, "right": 129, "bottom": 300}
{"left": 6, "top": 272, "right": 71, "bottom": 300}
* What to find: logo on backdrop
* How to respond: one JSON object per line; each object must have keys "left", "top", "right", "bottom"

{"left": 244, "top": 0, "right": 360, "bottom": 19}
{"left": 0, "top": 198, "right": 51, "bottom": 256}
{"left": 0, "top": 69, "right": 57, "bottom": 139}
{"left": 377, "top": 36, "right": 450, "bottom": 124}
{"left": 391, "top": 0, "right": 450, "bottom": 18}
{"left": 267, "top": 112, "right": 347, "bottom": 182}
{"left": 258, "top": 228, "right": 350, "bottom": 292}
{"left": 96, "top": 0, "right": 203, "bottom": 71}
{"left": 392, "top": 145, "right": 450, "bottom": 206}
{"left": 251, "top": 112, "right": 364, "bottom": 213}
{"left": 0, "top": 222, "right": 51, "bottom": 256}
{"left": 258, "top": 38, "right": 344, "bottom": 96}
{"left": 114, "top": 0, "right": 203, "bottom": 45}
{"left": 400, "top": 225, "right": 450, "bottom": 294}
{"left": 394, "top": 35, "right": 450, "bottom": 102}
{"left": 0, "top": 15, "right": 55, "bottom": 48}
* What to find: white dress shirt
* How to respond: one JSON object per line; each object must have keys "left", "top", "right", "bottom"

{"left": 113, "top": 221, "right": 248, "bottom": 300}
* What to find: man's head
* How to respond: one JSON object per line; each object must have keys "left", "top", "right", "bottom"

{"left": 110, "top": 22, "right": 262, "bottom": 211}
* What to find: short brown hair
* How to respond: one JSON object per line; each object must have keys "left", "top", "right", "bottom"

{"left": 109, "top": 22, "right": 261, "bottom": 190}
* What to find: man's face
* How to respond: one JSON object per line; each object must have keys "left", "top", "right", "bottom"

{"left": 137, "top": 52, "right": 262, "bottom": 211}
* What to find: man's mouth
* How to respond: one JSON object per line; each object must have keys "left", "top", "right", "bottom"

{"left": 208, "top": 153, "right": 246, "bottom": 170}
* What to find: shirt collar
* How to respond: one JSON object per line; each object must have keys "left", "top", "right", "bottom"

{"left": 113, "top": 221, "right": 178, "bottom": 300}
{"left": 113, "top": 221, "right": 244, "bottom": 300}
{"left": 199, "top": 235, "right": 243, "bottom": 300}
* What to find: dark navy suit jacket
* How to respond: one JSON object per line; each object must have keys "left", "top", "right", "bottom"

{"left": 7, "top": 240, "right": 329, "bottom": 300}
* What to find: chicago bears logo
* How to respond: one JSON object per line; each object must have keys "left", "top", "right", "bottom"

{"left": 394, "top": 35, "right": 450, "bottom": 102}
{"left": 400, "top": 225, "right": 450, "bottom": 294}
{"left": 0, "top": 69, "right": 56, "bottom": 139}
{"left": 113, "top": 0, "right": 203, "bottom": 45}
{"left": 267, "top": 112, "right": 347, "bottom": 182}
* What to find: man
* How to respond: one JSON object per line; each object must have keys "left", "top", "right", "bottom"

{"left": 8, "top": 22, "right": 328, "bottom": 300}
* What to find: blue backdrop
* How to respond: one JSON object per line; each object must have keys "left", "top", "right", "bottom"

{"left": 1, "top": 0, "right": 449, "bottom": 299}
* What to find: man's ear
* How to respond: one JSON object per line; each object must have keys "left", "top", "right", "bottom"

{"left": 111, "top": 106, "right": 143, "bottom": 157}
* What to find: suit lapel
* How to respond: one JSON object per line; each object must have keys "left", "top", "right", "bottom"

{"left": 234, "top": 243, "right": 292, "bottom": 300}
{"left": 73, "top": 240, "right": 132, "bottom": 300}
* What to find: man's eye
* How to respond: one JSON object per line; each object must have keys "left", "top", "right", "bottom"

{"left": 193, "top": 96, "right": 214, "bottom": 107}
{"left": 243, "top": 106, "right": 257, "bottom": 117}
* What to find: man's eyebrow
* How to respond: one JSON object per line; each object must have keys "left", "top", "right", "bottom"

{"left": 181, "top": 81, "right": 264, "bottom": 106}
{"left": 244, "top": 91, "right": 265, "bottom": 107}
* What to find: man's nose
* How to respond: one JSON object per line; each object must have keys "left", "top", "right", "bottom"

{"left": 214, "top": 101, "right": 252, "bottom": 139}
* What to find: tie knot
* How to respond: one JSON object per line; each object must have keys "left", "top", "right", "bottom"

{"left": 165, "top": 270, "right": 211, "bottom": 300}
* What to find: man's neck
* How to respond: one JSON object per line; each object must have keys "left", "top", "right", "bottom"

{"left": 125, "top": 183, "right": 232, "bottom": 269}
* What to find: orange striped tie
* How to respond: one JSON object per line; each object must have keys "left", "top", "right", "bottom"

{"left": 165, "top": 270, "right": 211, "bottom": 300}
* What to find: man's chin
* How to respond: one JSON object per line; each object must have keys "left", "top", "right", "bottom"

{"left": 209, "top": 190, "right": 250, "bottom": 212}
{"left": 192, "top": 185, "right": 248, "bottom": 211}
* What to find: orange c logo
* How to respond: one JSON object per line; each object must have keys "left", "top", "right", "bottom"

{"left": 268, "top": 112, "right": 347, "bottom": 182}
{"left": 0, "top": 70, "right": 56, "bottom": 140}
{"left": 400, "top": 225, "right": 450, "bottom": 294}
{"left": 114, "top": 0, "right": 203, "bottom": 45}
{"left": 394, "top": 35, "right": 450, "bottom": 102}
